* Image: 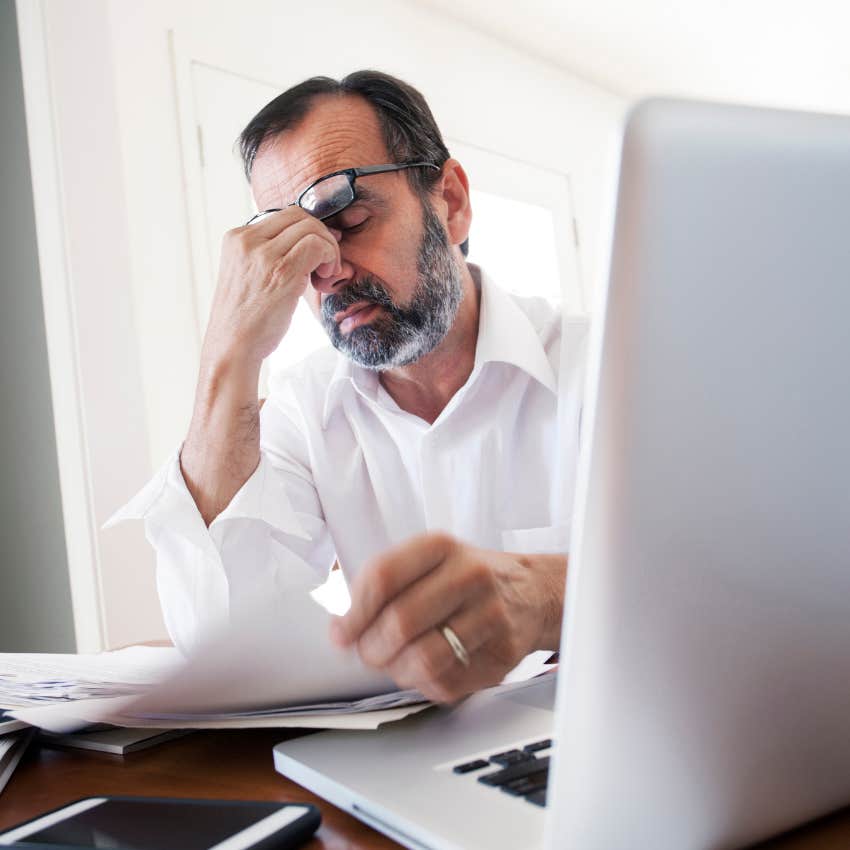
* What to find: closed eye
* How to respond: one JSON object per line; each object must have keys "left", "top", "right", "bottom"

{"left": 328, "top": 206, "right": 370, "bottom": 233}
{"left": 341, "top": 219, "right": 369, "bottom": 235}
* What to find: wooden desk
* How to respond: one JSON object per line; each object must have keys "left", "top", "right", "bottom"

{"left": 0, "top": 730, "right": 398, "bottom": 849}
{"left": 1, "top": 729, "right": 849, "bottom": 849}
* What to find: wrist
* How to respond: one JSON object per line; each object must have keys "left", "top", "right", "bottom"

{"left": 199, "top": 337, "right": 263, "bottom": 385}
{"left": 194, "top": 347, "right": 262, "bottom": 412}
{"left": 517, "top": 552, "right": 567, "bottom": 651}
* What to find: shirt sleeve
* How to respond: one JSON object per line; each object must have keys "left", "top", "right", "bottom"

{"left": 104, "top": 393, "right": 336, "bottom": 655}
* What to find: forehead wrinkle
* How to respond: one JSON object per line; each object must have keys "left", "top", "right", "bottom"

{"left": 251, "top": 97, "right": 390, "bottom": 210}
{"left": 252, "top": 151, "right": 294, "bottom": 210}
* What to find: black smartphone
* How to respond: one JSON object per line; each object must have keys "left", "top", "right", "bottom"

{"left": 0, "top": 796, "right": 320, "bottom": 850}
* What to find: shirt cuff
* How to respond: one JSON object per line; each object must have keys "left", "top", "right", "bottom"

{"left": 104, "top": 448, "right": 310, "bottom": 550}
{"left": 211, "top": 453, "right": 310, "bottom": 540}
{"left": 103, "top": 448, "right": 216, "bottom": 556}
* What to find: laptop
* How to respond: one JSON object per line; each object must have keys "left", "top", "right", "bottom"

{"left": 274, "top": 98, "right": 850, "bottom": 850}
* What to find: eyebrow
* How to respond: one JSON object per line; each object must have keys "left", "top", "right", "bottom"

{"left": 352, "top": 185, "right": 388, "bottom": 209}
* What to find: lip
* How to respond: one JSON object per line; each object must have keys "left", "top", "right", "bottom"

{"left": 336, "top": 302, "right": 382, "bottom": 335}
{"left": 333, "top": 300, "right": 374, "bottom": 324}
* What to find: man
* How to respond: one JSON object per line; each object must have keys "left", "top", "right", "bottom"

{"left": 114, "top": 71, "right": 587, "bottom": 703}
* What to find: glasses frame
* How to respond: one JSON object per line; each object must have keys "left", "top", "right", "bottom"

{"left": 245, "top": 161, "right": 440, "bottom": 226}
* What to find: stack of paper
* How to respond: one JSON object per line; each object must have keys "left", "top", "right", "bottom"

{"left": 5, "top": 589, "right": 435, "bottom": 733}
{"left": 0, "top": 646, "right": 182, "bottom": 710}
{"left": 0, "top": 646, "right": 184, "bottom": 792}
{"left": 4, "top": 588, "right": 556, "bottom": 736}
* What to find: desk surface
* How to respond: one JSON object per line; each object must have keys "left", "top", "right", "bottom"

{"left": 2, "top": 729, "right": 849, "bottom": 849}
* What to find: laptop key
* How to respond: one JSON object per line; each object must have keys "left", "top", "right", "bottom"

{"left": 479, "top": 756, "right": 550, "bottom": 787}
{"left": 500, "top": 771, "right": 548, "bottom": 797}
{"left": 525, "top": 789, "right": 548, "bottom": 807}
{"left": 452, "top": 759, "right": 489, "bottom": 774}
{"left": 489, "top": 748, "right": 533, "bottom": 766}
{"left": 523, "top": 738, "right": 552, "bottom": 753}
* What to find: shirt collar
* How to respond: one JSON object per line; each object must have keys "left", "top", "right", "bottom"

{"left": 322, "top": 265, "right": 557, "bottom": 428}
{"left": 472, "top": 266, "right": 558, "bottom": 395}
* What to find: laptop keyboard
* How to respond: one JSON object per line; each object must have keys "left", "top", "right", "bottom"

{"left": 452, "top": 739, "right": 552, "bottom": 807}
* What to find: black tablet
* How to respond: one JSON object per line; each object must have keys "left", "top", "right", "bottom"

{"left": 0, "top": 796, "right": 320, "bottom": 850}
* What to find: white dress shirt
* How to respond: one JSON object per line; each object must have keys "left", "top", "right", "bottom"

{"left": 109, "top": 269, "right": 589, "bottom": 654}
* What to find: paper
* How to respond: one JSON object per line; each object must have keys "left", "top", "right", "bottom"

{"left": 4, "top": 588, "right": 556, "bottom": 736}
{"left": 9, "top": 651, "right": 556, "bottom": 735}
{"left": 12, "top": 694, "right": 433, "bottom": 733}
{"left": 7, "top": 589, "right": 431, "bottom": 733}
{"left": 501, "top": 650, "right": 557, "bottom": 684}
{"left": 131, "top": 588, "right": 403, "bottom": 716}
{"left": 0, "top": 646, "right": 182, "bottom": 709}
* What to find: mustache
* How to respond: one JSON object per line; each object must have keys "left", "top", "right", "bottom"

{"left": 321, "top": 276, "right": 396, "bottom": 322}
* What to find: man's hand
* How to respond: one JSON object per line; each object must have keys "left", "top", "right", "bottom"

{"left": 203, "top": 208, "right": 342, "bottom": 364}
{"left": 181, "top": 209, "right": 341, "bottom": 526}
{"left": 330, "top": 533, "right": 567, "bottom": 703}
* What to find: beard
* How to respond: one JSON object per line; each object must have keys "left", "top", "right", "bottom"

{"left": 319, "top": 202, "right": 463, "bottom": 370}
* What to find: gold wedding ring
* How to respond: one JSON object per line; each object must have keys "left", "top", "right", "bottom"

{"left": 440, "top": 624, "right": 470, "bottom": 668}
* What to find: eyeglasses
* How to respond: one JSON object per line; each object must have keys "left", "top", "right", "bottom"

{"left": 245, "top": 161, "right": 439, "bottom": 226}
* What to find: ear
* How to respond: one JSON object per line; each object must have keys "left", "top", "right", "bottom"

{"left": 437, "top": 158, "right": 472, "bottom": 250}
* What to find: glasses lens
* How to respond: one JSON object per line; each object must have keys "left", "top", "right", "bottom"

{"left": 300, "top": 174, "right": 354, "bottom": 220}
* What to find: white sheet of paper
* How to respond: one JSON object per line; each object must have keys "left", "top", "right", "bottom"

{"left": 501, "top": 649, "right": 557, "bottom": 684}
{"left": 128, "top": 587, "right": 400, "bottom": 717}
{"left": 0, "top": 647, "right": 182, "bottom": 708}
{"left": 11, "top": 694, "right": 433, "bottom": 733}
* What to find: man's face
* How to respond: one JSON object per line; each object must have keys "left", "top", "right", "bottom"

{"left": 249, "top": 96, "right": 462, "bottom": 370}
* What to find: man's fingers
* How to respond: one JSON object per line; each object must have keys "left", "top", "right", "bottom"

{"left": 240, "top": 208, "right": 341, "bottom": 280}
{"left": 355, "top": 547, "right": 502, "bottom": 667}
{"left": 356, "top": 566, "right": 466, "bottom": 668}
{"left": 385, "top": 607, "right": 500, "bottom": 702}
{"left": 240, "top": 206, "right": 301, "bottom": 237}
{"left": 261, "top": 217, "right": 340, "bottom": 279}
{"left": 333, "top": 540, "right": 548, "bottom": 703}
{"left": 287, "top": 232, "right": 340, "bottom": 280}
{"left": 331, "top": 532, "right": 457, "bottom": 647}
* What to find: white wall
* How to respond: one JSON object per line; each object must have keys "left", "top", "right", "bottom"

{"left": 418, "top": 0, "right": 850, "bottom": 118}
{"left": 0, "top": 0, "right": 75, "bottom": 652}
{"left": 24, "top": 0, "right": 625, "bottom": 647}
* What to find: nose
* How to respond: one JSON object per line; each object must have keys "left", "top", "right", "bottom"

{"left": 311, "top": 226, "right": 352, "bottom": 294}
{"left": 311, "top": 260, "right": 353, "bottom": 294}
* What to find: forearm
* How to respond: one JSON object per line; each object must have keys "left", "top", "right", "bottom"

{"left": 181, "top": 354, "right": 263, "bottom": 526}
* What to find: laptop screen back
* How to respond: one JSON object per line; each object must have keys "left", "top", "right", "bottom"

{"left": 548, "top": 99, "right": 850, "bottom": 850}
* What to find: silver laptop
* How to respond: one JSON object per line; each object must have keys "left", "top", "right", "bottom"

{"left": 274, "top": 98, "right": 850, "bottom": 850}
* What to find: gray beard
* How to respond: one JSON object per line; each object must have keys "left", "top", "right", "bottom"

{"left": 320, "top": 203, "right": 463, "bottom": 370}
